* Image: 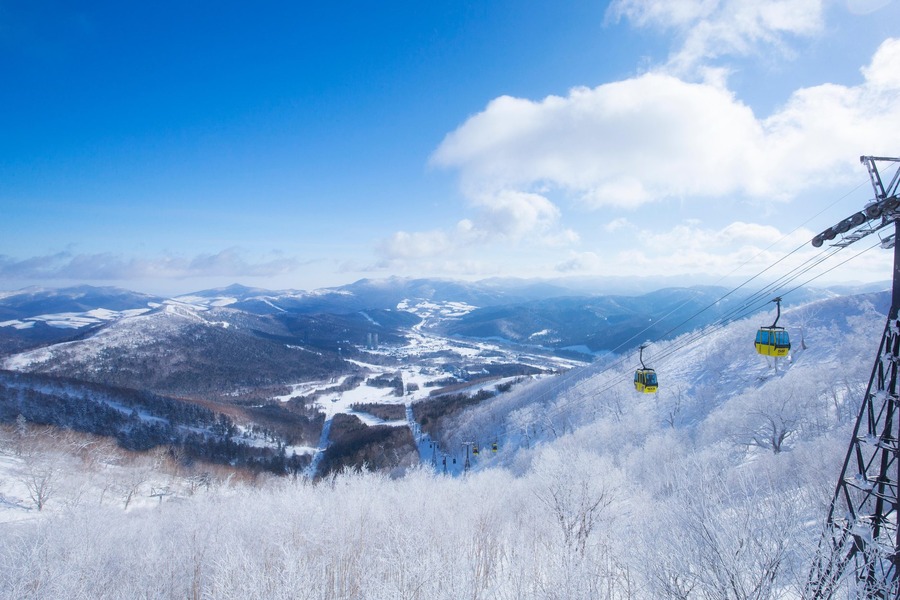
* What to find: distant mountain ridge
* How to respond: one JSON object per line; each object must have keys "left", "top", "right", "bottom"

{"left": 0, "top": 280, "right": 893, "bottom": 491}
{"left": 0, "top": 278, "right": 886, "bottom": 359}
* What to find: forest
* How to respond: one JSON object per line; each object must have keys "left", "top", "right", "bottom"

{"left": 0, "top": 292, "right": 889, "bottom": 599}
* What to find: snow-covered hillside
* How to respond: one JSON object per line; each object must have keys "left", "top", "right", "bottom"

{"left": 0, "top": 290, "right": 890, "bottom": 598}
{"left": 435, "top": 291, "right": 888, "bottom": 464}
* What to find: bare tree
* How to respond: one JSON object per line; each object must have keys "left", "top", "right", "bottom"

{"left": 645, "top": 466, "right": 801, "bottom": 600}
{"left": 21, "top": 460, "right": 55, "bottom": 511}
{"left": 532, "top": 447, "right": 618, "bottom": 557}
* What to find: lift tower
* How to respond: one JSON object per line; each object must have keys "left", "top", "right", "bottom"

{"left": 805, "top": 156, "right": 900, "bottom": 599}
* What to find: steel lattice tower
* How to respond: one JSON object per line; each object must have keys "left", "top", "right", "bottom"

{"left": 805, "top": 156, "right": 900, "bottom": 599}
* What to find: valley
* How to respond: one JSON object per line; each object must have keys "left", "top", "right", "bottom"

{"left": 0, "top": 279, "right": 885, "bottom": 485}
{"left": 0, "top": 282, "right": 591, "bottom": 479}
{"left": 0, "top": 282, "right": 891, "bottom": 599}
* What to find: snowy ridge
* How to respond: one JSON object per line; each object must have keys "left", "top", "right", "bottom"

{"left": 0, "top": 307, "right": 151, "bottom": 330}
{"left": 437, "top": 291, "right": 888, "bottom": 468}
{"left": 1, "top": 302, "right": 220, "bottom": 371}
{"left": 0, "top": 290, "right": 893, "bottom": 599}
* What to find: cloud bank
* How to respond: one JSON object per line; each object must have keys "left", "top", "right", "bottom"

{"left": 432, "top": 38, "right": 900, "bottom": 209}
{"left": 0, "top": 248, "right": 300, "bottom": 282}
{"left": 379, "top": 33, "right": 900, "bottom": 269}
{"left": 607, "top": 0, "right": 826, "bottom": 77}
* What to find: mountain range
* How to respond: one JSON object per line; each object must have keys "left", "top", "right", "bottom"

{"left": 0, "top": 276, "right": 890, "bottom": 476}
{"left": 0, "top": 279, "right": 892, "bottom": 598}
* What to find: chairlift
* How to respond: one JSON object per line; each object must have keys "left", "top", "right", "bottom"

{"left": 634, "top": 344, "right": 658, "bottom": 394}
{"left": 472, "top": 444, "right": 479, "bottom": 456}
{"left": 492, "top": 441, "right": 498, "bottom": 453}
{"left": 755, "top": 297, "right": 791, "bottom": 357}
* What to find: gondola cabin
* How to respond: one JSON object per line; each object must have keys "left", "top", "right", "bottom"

{"left": 491, "top": 442, "right": 498, "bottom": 453}
{"left": 634, "top": 368, "right": 658, "bottom": 393}
{"left": 755, "top": 297, "right": 790, "bottom": 357}
{"left": 755, "top": 327, "right": 790, "bottom": 357}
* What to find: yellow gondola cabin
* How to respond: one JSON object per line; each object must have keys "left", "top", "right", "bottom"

{"left": 634, "top": 368, "right": 658, "bottom": 393}
{"left": 755, "top": 327, "right": 790, "bottom": 356}
{"left": 755, "top": 297, "right": 791, "bottom": 357}
{"left": 634, "top": 344, "right": 659, "bottom": 393}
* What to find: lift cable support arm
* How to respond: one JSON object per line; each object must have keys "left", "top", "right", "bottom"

{"left": 770, "top": 297, "right": 783, "bottom": 328}
{"left": 812, "top": 157, "right": 900, "bottom": 250}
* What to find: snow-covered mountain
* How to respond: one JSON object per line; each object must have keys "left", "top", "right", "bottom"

{"left": 1, "top": 300, "right": 353, "bottom": 396}
{"left": 0, "top": 285, "right": 162, "bottom": 354}
{"left": 0, "top": 278, "right": 844, "bottom": 360}
{"left": 0, "top": 280, "right": 886, "bottom": 468}
{"left": 0, "top": 287, "right": 890, "bottom": 599}
{"left": 431, "top": 290, "right": 890, "bottom": 465}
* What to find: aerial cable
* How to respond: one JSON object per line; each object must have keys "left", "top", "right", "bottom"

{"left": 491, "top": 238, "right": 860, "bottom": 426}
{"left": 651, "top": 174, "right": 874, "bottom": 335}
{"left": 643, "top": 244, "right": 873, "bottom": 370}
{"left": 493, "top": 241, "right": 885, "bottom": 440}
{"left": 629, "top": 242, "right": 881, "bottom": 383}
{"left": 589, "top": 213, "right": 847, "bottom": 362}
{"left": 778, "top": 238, "right": 882, "bottom": 299}
{"left": 556, "top": 181, "right": 870, "bottom": 374}
{"left": 525, "top": 178, "right": 874, "bottom": 403}
{"left": 594, "top": 216, "right": 851, "bottom": 368}
{"left": 456, "top": 178, "right": 886, "bottom": 448}
{"left": 621, "top": 242, "right": 842, "bottom": 362}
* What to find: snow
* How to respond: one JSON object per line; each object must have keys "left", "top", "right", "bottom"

{"left": 0, "top": 320, "right": 34, "bottom": 330}
{"left": 0, "top": 307, "right": 151, "bottom": 330}
{"left": 261, "top": 298, "right": 286, "bottom": 312}
{"left": 0, "top": 290, "right": 892, "bottom": 599}
{"left": 528, "top": 328, "right": 554, "bottom": 339}
{"left": 0, "top": 301, "right": 238, "bottom": 371}
{"left": 267, "top": 304, "right": 578, "bottom": 479}
{"left": 397, "top": 298, "right": 478, "bottom": 321}
{"left": 3, "top": 347, "right": 56, "bottom": 370}
{"left": 359, "top": 311, "right": 379, "bottom": 325}
{"left": 0, "top": 453, "right": 35, "bottom": 523}
{"left": 308, "top": 288, "right": 352, "bottom": 297}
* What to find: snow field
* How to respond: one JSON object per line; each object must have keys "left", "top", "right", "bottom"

{"left": 0, "top": 292, "right": 889, "bottom": 598}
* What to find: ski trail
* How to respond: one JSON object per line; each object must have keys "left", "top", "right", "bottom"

{"left": 304, "top": 415, "right": 334, "bottom": 479}
{"left": 406, "top": 404, "right": 425, "bottom": 464}
{"left": 406, "top": 403, "right": 453, "bottom": 474}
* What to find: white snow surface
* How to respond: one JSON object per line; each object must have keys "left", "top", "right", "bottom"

{"left": 0, "top": 290, "right": 893, "bottom": 600}
{"left": 0, "top": 307, "right": 151, "bottom": 330}
{"left": 0, "top": 303, "right": 212, "bottom": 370}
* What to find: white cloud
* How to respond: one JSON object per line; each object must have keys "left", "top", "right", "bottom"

{"left": 472, "top": 190, "right": 565, "bottom": 239}
{"left": 846, "top": 0, "right": 893, "bottom": 15}
{"left": 607, "top": 0, "right": 825, "bottom": 76}
{"left": 0, "top": 248, "right": 301, "bottom": 281}
{"left": 383, "top": 13, "right": 899, "bottom": 281}
{"left": 377, "top": 190, "right": 578, "bottom": 262}
{"left": 431, "top": 38, "right": 900, "bottom": 210}
{"left": 432, "top": 76, "right": 762, "bottom": 207}
{"left": 607, "top": 0, "right": 720, "bottom": 29}
{"left": 378, "top": 229, "right": 454, "bottom": 260}
{"left": 553, "top": 219, "right": 827, "bottom": 277}
{"left": 555, "top": 251, "right": 606, "bottom": 273}
{"left": 638, "top": 220, "right": 796, "bottom": 253}
{"left": 862, "top": 35, "right": 900, "bottom": 90}
{"left": 604, "top": 218, "right": 633, "bottom": 233}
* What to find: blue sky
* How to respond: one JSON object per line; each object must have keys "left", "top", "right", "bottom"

{"left": 2, "top": 0, "right": 899, "bottom": 295}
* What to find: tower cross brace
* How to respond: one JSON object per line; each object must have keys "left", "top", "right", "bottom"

{"left": 805, "top": 156, "right": 900, "bottom": 599}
